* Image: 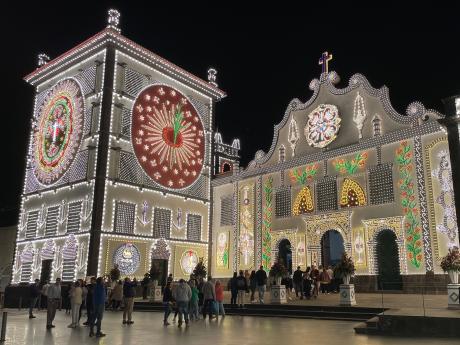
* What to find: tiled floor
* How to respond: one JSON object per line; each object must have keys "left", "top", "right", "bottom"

{"left": 2, "top": 309, "right": 459, "bottom": 345}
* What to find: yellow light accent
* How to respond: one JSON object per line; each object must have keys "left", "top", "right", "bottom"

{"left": 340, "top": 178, "right": 366, "bottom": 207}
{"left": 293, "top": 186, "right": 314, "bottom": 215}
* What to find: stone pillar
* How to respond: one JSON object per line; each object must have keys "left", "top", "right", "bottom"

{"left": 270, "top": 285, "right": 287, "bottom": 304}
{"left": 339, "top": 284, "right": 356, "bottom": 306}
{"left": 447, "top": 284, "right": 460, "bottom": 309}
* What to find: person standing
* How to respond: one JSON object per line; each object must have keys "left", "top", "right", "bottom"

{"left": 227, "top": 272, "right": 238, "bottom": 306}
{"left": 236, "top": 270, "right": 248, "bottom": 308}
{"left": 215, "top": 280, "right": 225, "bottom": 319}
{"left": 201, "top": 276, "right": 216, "bottom": 320}
{"left": 84, "top": 277, "right": 96, "bottom": 326}
{"left": 162, "top": 281, "right": 173, "bottom": 326}
{"left": 293, "top": 266, "right": 303, "bottom": 299}
{"left": 302, "top": 267, "right": 312, "bottom": 299}
{"left": 319, "top": 266, "right": 331, "bottom": 294}
{"left": 68, "top": 280, "right": 82, "bottom": 328}
{"left": 249, "top": 271, "right": 257, "bottom": 303}
{"left": 90, "top": 277, "right": 106, "bottom": 338}
{"left": 310, "top": 264, "right": 320, "bottom": 299}
{"left": 28, "top": 279, "right": 40, "bottom": 319}
{"left": 327, "top": 266, "right": 335, "bottom": 293}
{"left": 111, "top": 280, "right": 123, "bottom": 310}
{"left": 141, "top": 273, "right": 150, "bottom": 300}
{"left": 173, "top": 279, "right": 191, "bottom": 327}
{"left": 189, "top": 280, "right": 200, "bottom": 321}
{"left": 122, "top": 277, "right": 137, "bottom": 325}
{"left": 255, "top": 266, "right": 267, "bottom": 304}
{"left": 46, "top": 278, "right": 61, "bottom": 330}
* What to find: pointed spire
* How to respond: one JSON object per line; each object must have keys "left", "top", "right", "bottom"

{"left": 107, "top": 9, "right": 121, "bottom": 33}
{"left": 37, "top": 53, "right": 50, "bottom": 67}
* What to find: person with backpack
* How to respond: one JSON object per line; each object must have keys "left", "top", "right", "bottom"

{"left": 255, "top": 266, "right": 267, "bottom": 304}
{"left": 236, "top": 270, "right": 248, "bottom": 308}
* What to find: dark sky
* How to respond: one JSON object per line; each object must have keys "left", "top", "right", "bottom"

{"left": 1, "top": 4, "right": 459, "bottom": 225}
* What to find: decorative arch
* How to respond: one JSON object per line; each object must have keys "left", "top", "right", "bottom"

{"left": 293, "top": 186, "right": 314, "bottom": 215}
{"left": 271, "top": 230, "right": 299, "bottom": 268}
{"left": 362, "top": 216, "right": 407, "bottom": 275}
{"left": 340, "top": 178, "right": 366, "bottom": 207}
{"left": 303, "top": 212, "right": 352, "bottom": 265}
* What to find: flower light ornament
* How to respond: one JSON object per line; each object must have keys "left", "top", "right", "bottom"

{"left": 440, "top": 246, "right": 460, "bottom": 284}
{"left": 305, "top": 104, "right": 341, "bottom": 148}
{"left": 333, "top": 252, "right": 356, "bottom": 284}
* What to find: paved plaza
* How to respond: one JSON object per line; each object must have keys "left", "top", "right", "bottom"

{"left": 1, "top": 309, "right": 459, "bottom": 345}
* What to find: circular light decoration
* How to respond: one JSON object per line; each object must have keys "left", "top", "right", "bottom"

{"left": 32, "top": 79, "right": 84, "bottom": 185}
{"left": 131, "top": 85, "right": 205, "bottom": 189}
{"left": 180, "top": 249, "right": 199, "bottom": 275}
{"left": 305, "top": 104, "right": 341, "bottom": 148}
{"left": 113, "top": 243, "right": 141, "bottom": 275}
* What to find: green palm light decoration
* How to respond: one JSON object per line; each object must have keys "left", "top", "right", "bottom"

{"left": 173, "top": 104, "right": 185, "bottom": 144}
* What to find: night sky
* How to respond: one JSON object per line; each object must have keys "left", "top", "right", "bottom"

{"left": 1, "top": 4, "right": 459, "bottom": 226}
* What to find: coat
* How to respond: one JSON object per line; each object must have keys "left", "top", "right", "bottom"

{"left": 173, "top": 282, "right": 192, "bottom": 302}
{"left": 111, "top": 284, "right": 123, "bottom": 301}
{"left": 201, "top": 280, "right": 216, "bottom": 300}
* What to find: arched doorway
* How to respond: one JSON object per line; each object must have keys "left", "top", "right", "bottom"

{"left": 376, "top": 230, "right": 402, "bottom": 290}
{"left": 278, "top": 239, "right": 292, "bottom": 274}
{"left": 320, "top": 230, "right": 344, "bottom": 267}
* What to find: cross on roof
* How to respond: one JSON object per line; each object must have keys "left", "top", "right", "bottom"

{"left": 319, "top": 52, "right": 333, "bottom": 74}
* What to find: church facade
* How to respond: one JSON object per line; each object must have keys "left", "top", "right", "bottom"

{"left": 12, "top": 10, "right": 460, "bottom": 292}
{"left": 12, "top": 10, "right": 224, "bottom": 285}
{"left": 211, "top": 70, "right": 460, "bottom": 290}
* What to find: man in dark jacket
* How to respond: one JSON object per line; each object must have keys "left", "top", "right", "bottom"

{"left": 255, "top": 266, "right": 267, "bottom": 304}
{"left": 141, "top": 273, "right": 150, "bottom": 300}
{"left": 84, "top": 277, "right": 96, "bottom": 326}
{"left": 28, "top": 279, "right": 40, "bottom": 319}
{"left": 236, "top": 270, "right": 248, "bottom": 307}
{"left": 90, "top": 277, "right": 106, "bottom": 338}
{"left": 293, "top": 266, "right": 304, "bottom": 299}
{"left": 123, "top": 277, "right": 138, "bottom": 324}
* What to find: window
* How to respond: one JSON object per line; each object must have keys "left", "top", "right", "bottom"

{"left": 275, "top": 187, "right": 291, "bottom": 218}
{"left": 187, "top": 214, "right": 202, "bottom": 241}
{"left": 25, "top": 211, "right": 39, "bottom": 239}
{"left": 114, "top": 201, "right": 136, "bottom": 234}
{"left": 220, "top": 195, "right": 234, "bottom": 226}
{"left": 153, "top": 208, "right": 171, "bottom": 239}
{"left": 369, "top": 164, "right": 394, "bottom": 205}
{"left": 317, "top": 177, "right": 338, "bottom": 212}
{"left": 44, "top": 206, "right": 59, "bottom": 237}
{"left": 66, "top": 202, "right": 82, "bottom": 234}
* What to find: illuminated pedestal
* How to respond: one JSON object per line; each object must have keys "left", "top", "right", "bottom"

{"left": 270, "top": 285, "right": 287, "bottom": 304}
{"left": 150, "top": 286, "right": 162, "bottom": 302}
{"left": 339, "top": 284, "right": 356, "bottom": 306}
{"left": 447, "top": 284, "right": 460, "bottom": 309}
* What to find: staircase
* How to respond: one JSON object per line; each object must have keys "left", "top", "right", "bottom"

{"left": 134, "top": 301, "right": 384, "bottom": 322}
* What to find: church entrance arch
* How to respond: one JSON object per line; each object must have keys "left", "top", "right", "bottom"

{"left": 376, "top": 230, "right": 402, "bottom": 290}
{"left": 320, "top": 230, "right": 344, "bottom": 268}
{"left": 277, "top": 239, "right": 292, "bottom": 274}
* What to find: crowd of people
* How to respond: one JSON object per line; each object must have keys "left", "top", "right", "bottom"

{"left": 26, "top": 263, "right": 340, "bottom": 335}
{"left": 28, "top": 265, "right": 141, "bottom": 338}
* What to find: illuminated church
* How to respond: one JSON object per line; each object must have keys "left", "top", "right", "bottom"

{"left": 12, "top": 11, "right": 460, "bottom": 292}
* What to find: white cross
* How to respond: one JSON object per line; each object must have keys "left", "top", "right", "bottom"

{"left": 52, "top": 121, "right": 59, "bottom": 143}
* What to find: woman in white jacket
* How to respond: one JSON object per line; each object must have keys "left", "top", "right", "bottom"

{"left": 68, "top": 281, "right": 83, "bottom": 328}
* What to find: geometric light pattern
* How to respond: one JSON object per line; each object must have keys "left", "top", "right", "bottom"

{"left": 114, "top": 201, "right": 135, "bottom": 234}
{"left": 305, "top": 104, "right": 341, "bottom": 148}
{"left": 32, "top": 79, "right": 84, "bottom": 185}
{"left": 153, "top": 208, "right": 171, "bottom": 239}
{"left": 131, "top": 84, "right": 205, "bottom": 189}
{"left": 340, "top": 178, "right": 366, "bottom": 207}
{"left": 113, "top": 243, "right": 141, "bottom": 275}
{"left": 293, "top": 186, "right": 314, "bottom": 215}
{"left": 220, "top": 195, "right": 233, "bottom": 226}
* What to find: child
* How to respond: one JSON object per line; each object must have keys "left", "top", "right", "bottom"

{"left": 215, "top": 280, "right": 225, "bottom": 319}
{"left": 189, "top": 280, "right": 199, "bottom": 321}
